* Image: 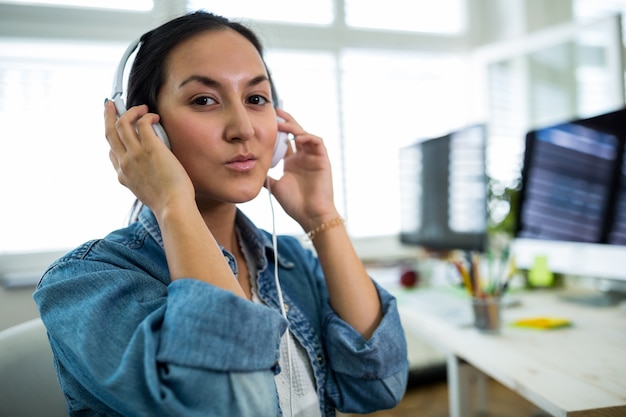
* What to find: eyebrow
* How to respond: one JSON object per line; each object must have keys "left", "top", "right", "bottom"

{"left": 178, "top": 74, "right": 270, "bottom": 90}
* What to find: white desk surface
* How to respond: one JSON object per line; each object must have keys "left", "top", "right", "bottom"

{"left": 395, "top": 286, "right": 626, "bottom": 417}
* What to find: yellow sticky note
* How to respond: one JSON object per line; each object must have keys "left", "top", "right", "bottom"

{"left": 512, "top": 317, "right": 571, "bottom": 330}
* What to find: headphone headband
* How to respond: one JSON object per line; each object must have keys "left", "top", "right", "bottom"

{"left": 111, "top": 38, "right": 142, "bottom": 102}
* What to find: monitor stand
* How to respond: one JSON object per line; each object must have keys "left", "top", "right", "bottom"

{"left": 560, "top": 282, "right": 626, "bottom": 307}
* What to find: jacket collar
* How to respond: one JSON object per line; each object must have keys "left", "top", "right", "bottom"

{"left": 137, "top": 205, "right": 292, "bottom": 270}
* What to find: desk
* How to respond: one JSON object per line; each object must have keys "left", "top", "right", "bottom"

{"left": 396, "top": 286, "right": 626, "bottom": 417}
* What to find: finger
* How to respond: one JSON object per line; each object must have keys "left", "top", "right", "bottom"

{"left": 104, "top": 99, "right": 127, "bottom": 154}
{"left": 277, "top": 119, "right": 304, "bottom": 139}
{"left": 276, "top": 108, "right": 306, "bottom": 136}
{"left": 293, "top": 133, "right": 326, "bottom": 155}
{"left": 135, "top": 112, "right": 163, "bottom": 148}
{"left": 114, "top": 105, "right": 149, "bottom": 153}
{"left": 275, "top": 107, "right": 292, "bottom": 121}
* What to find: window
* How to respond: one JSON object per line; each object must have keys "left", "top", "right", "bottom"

{"left": 187, "top": 0, "right": 333, "bottom": 25}
{"left": 0, "top": 39, "right": 134, "bottom": 253}
{"left": 239, "top": 48, "right": 469, "bottom": 238}
{"left": 340, "top": 50, "right": 469, "bottom": 237}
{"left": 575, "top": 0, "right": 626, "bottom": 25}
{"left": 0, "top": 0, "right": 466, "bottom": 253}
{"left": 1, "top": 0, "right": 624, "bottom": 265}
{"left": 479, "top": 12, "right": 625, "bottom": 191}
{"left": 344, "top": 0, "right": 466, "bottom": 33}
{"left": 1, "top": 0, "right": 152, "bottom": 11}
{"left": 0, "top": 0, "right": 472, "bottom": 255}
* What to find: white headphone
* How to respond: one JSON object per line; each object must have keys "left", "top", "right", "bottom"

{"left": 111, "top": 38, "right": 289, "bottom": 167}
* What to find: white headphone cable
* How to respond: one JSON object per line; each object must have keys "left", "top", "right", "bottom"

{"left": 266, "top": 177, "right": 295, "bottom": 417}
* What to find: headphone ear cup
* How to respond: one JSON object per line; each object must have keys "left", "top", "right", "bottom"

{"left": 113, "top": 97, "right": 128, "bottom": 118}
{"left": 272, "top": 131, "right": 289, "bottom": 168}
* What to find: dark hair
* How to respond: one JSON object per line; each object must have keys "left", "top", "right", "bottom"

{"left": 126, "top": 10, "right": 276, "bottom": 112}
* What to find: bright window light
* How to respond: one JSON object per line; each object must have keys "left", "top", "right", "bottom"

{"left": 345, "top": 0, "right": 466, "bottom": 33}
{"left": 0, "top": 39, "right": 136, "bottom": 254}
{"left": 1, "top": 0, "right": 152, "bottom": 11}
{"left": 341, "top": 50, "right": 469, "bottom": 237}
{"left": 187, "top": 0, "right": 333, "bottom": 25}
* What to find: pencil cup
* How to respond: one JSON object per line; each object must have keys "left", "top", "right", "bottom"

{"left": 471, "top": 297, "right": 502, "bottom": 334}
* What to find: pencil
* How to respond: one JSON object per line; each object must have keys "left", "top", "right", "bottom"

{"left": 498, "top": 255, "right": 516, "bottom": 295}
{"left": 453, "top": 260, "right": 473, "bottom": 295}
{"left": 471, "top": 252, "right": 483, "bottom": 297}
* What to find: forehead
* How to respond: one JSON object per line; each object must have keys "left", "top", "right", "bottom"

{"left": 164, "top": 29, "right": 268, "bottom": 80}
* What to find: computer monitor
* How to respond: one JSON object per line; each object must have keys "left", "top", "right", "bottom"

{"left": 516, "top": 107, "right": 626, "bottom": 243}
{"left": 399, "top": 124, "right": 487, "bottom": 252}
{"left": 514, "top": 107, "right": 626, "bottom": 285}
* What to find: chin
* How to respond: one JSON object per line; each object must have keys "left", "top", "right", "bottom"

{"left": 212, "top": 182, "right": 265, "bottom": 205}
{"left": 233, "top": 187, "right": 264, "bottom": 203}
{"left": 195, "top": 172, "right": 267, "bottom": 202}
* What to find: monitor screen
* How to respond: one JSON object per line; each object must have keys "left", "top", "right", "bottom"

{"left": 399, "top": 124, "right": 487, "bottom": 252}
{"left": 608, "top": 137, "right": 626, "bottom": 245}
{"left": 516, "top": 107, "right": 626, "bottom": 244}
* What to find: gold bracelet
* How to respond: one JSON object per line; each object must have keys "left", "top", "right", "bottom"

{"left": 305, "top": 216, "right": 345, "bottom": 241}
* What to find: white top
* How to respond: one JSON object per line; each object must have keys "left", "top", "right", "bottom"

{"left": 240, "top": 234, "right": 322, "bottom": 417}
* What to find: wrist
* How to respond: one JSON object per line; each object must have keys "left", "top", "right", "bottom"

{"left": 304, "top": 215, "right": 345, "bottom": 242}
{"left": 153, "top": 197, "right": 199, "bottom": 225}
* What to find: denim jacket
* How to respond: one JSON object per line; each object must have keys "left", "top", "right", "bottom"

{"left": 34, "top": 207, "right": 408, "bottom": 417}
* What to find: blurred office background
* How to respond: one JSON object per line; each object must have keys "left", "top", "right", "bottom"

{"left": 1, "top": 0, "right": 625, "bottom": 326}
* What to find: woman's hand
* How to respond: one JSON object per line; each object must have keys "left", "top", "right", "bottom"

{"left": 266, "top": 108, "right": 340, "bottom": 232}
{"left": 269, "top": 110, "right": 382, "bottom": 337}
{"left": 103, "top": 101, "right": 195, "bottom": 216}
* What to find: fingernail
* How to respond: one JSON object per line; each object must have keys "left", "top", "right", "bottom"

{"left": 104, "top": 98, "right": 109, "bottom": 105}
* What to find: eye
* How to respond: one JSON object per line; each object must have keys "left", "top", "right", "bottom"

{"left": 193, "top": 96, "right": 216, "bottom": 106}
{"left": 247, "top": 95, "right": 270, "bottom": 106}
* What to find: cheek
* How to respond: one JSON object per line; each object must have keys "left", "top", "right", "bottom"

{"left": 164, "top": 121, "right": 220, "bottom": 167}
{"left": 262, "top": 123, "right": 280, "bottom": 151}
{"left": 164, "top": 117, "right": 203, "bottom": 145}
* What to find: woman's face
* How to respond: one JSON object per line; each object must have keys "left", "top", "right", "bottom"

{"left": 157, "top": 29, "right": 278, "bottom": 206}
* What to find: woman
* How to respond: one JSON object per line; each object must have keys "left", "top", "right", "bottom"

{"left": 34, "top": 10, "right": 408, "bottom": 417}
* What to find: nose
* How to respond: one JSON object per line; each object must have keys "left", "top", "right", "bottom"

{"left": 223, "top": 102, "right": 255, "bottom": 142}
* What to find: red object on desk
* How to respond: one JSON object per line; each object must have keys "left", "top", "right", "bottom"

{"left": 400, "top": 268, "right": 419, "bottom": 288}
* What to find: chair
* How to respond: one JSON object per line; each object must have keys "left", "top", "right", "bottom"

{"left": 0, "top": 318, "right": 68, "bottom": 417}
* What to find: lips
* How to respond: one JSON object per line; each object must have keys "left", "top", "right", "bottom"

{"left": 226, "top": 154, "right": 257, "bottom": 172}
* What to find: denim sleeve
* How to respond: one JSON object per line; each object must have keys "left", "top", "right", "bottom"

{"left": 34, "top": 242, "right": 287, "bottom": 417}
{"left": 275, "top": 235, "right": 409, "bottom": 414}
{"left": 323, "top": 284, "right": 409, "bottom": 414}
